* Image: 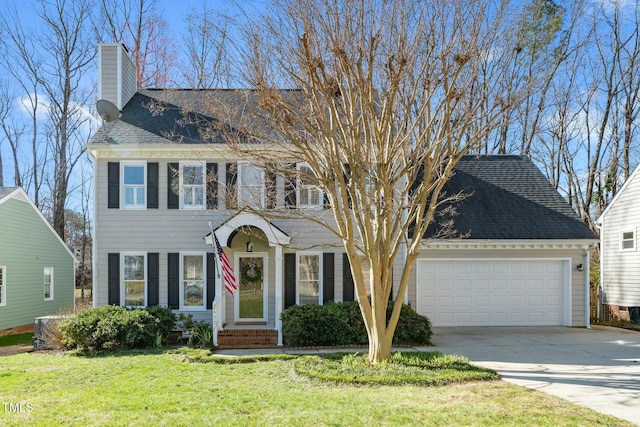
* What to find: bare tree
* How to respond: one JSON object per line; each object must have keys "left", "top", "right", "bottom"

{"left": 180, "top": 2, "right": 232, "bottom": 89}
{"left": 1, "top": 0, "right": 96, "bottom": 236}
{"left": 217, "top": 0, "right": 530, "bottom": 362}
{"left": 97, "top": 0, "right": 176, "bottom": 88}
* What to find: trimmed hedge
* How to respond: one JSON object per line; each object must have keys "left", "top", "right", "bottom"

{"left": 281, "top": 301, "right": 432, "bottom": 347}
{"left": 59, "top": 306, "right": 176, "bottom": 352}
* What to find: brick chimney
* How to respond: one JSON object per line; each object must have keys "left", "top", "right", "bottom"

{"left": 98, "top": 44, "right": 137, "bottom": 110}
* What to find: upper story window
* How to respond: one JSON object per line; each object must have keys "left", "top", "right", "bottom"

{"left": 122, "top": 162, "right": 146, "bottom": 209}
{"left": 181, "top": 253, "right": 205, "bottom": 310}
{"left": 122, "top": 253, "right": 146, "bottom": 307}
{"left": 297, "top": 253, "right": 322, "bottom": 305}
{"left": 297, "top": 163, "right": 323, "bottom": 208}
{"left": 238, "top": 164, "right": 265, "bottom": 208}
{"left": 0, "top": 266, "right": 6, "bottom": 307}
{"left": 180, "top": 162, "right": 206, "bottom": 209}
{"left": 621, "top": 230, "right": 636, "bottom": 251}
{"left": 44, "top": 267, "right": 54, "bottom": 301}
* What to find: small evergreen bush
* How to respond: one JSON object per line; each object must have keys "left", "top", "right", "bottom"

{"left": 281, "top": 301, "right": 431, "bottom": 347}
{"left": 60, "top": 306, "right": 176, "bottom": 352}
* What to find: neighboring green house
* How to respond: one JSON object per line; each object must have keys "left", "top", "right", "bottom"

{"left": 0, "top": 187, "right": 76, "bottom": 335}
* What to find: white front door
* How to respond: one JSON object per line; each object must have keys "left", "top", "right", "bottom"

{"left": 234, "top": 253, "right": 268, "bottom": 323}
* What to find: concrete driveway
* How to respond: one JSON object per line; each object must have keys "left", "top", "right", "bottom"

{"left": 425, "top": 326, "right": 640, "bottom": 425}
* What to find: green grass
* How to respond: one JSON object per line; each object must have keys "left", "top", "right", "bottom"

{"left": 0, "top": 349, "right": 632, "bottom": 426}
{"left": 0, "top": 333, "right": 32, "bottom": 347}
{"left": 293, "top": 352, "right": 499, "bottom": 385}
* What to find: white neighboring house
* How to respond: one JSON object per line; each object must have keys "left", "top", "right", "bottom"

{"left": 88, "top": 44, "right": 597, "bottom": 348}
{"left": 596, "top": 165, "right": 640, "bottom": 323}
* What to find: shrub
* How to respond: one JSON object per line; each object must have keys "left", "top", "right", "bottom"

{"left": 391, "top": 303, "right": 433, "bottom": 345}
{"left": 281, "top": 301, "right": 431, "bottom": 347}
{"left": 176, "top": 314, "right": 214, "bottom": 348}
{"left": 59, "top": 306, "right": 176, "bottom": 352}
{"left": 281, "top": 303, "right": 350, "bottom": 347}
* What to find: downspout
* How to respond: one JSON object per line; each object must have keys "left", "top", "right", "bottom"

{"left": 584, "top": 246, "right": 591, "bottom": 329}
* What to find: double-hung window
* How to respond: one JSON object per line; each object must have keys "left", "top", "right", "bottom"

{"left": 297, "top": 163, "right": 322, "bottom": 208}
{"left": 0, "top": 266, "right": 5, "bottom": 307}
{"left": 181, "top": 253, "right": 205, "bottom": 310}
{"left": 44, "top": 267, "right": 54, "bottom": 301}
{"left": 621, "top": 230, "right": 636, "bottom": 251}
{"left": 180, "top": 162, "right": 206, "bottom": 209}
{"left": 238, "top": 163, "right": 265, "bottom": 208}
{"left": 297, "top": 253, "right": 322, "bottom": 305}
{"left": 122, "top": 162, "right": 146, "bottom": 209}
{"left": 122, "top": 253, "right": 146, "bottom": 307}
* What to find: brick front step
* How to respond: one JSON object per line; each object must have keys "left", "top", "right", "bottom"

{"left": 217, "top": 329, "right": 279, "bottom": 349}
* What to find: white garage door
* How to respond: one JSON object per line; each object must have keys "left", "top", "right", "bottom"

{"left": 416, "top": 259, "right": 567, "bottom": 326}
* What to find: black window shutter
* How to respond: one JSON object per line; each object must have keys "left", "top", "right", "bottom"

{"left": 107, "top": 162, "right": 120, "bottom": 209}
{"left": 168, "top": 253, "right": 179, "bottom": 309}
{"left": 323, "top": 253, "right": 334, "bottom": 304}
{"left": 284, "top": 163, "right": 297, "bottom": 208}
{"left": 167, "top": 163, "right": 179, "bottom": 209}
{"left": 206, "top": 163, "right": 218, "bottom": 210}
{"left": 284, "top": 253, "right": 296, "bottom": 308}
{"left": 266, "top": 170, "right": 277, "bottom": 209}
{"left": 147, "top": 253, "right": 159, "bottom": 306}
{"left": 206, "top": 253, "right": 216, "bottom": 309}
{"left": 108, "top": 253, "right": 120, "bottom": 305}
{"left": 147, "top": 163, "right": 159, "bottom": 209}
{"left": 226, "top": 163, "right": 237, "bottom": 209}
{"left": 343, "top": 253, "right": 354, "bottom": 302}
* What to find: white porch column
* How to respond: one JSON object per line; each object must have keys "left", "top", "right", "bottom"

{"left": 274, "top": 245, "right": 284, "bottom": 346}
{"left": 213, "top": 272, "right": 223, "bottom": 347}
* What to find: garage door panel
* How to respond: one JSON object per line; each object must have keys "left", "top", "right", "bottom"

{"left": 417, "top": 259, "right": 566, "bottom": 327}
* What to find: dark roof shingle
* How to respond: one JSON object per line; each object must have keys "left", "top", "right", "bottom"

{"left": 425, "top": 155, "right": 596, "bottom": 240}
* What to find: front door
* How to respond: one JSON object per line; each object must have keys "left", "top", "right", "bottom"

{"left": 234, "top": 253, "right": 268, "bottom": 323}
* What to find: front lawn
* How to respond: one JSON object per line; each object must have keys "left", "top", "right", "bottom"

{"left": 0, "top": 349, "right": 631, "bottom": 426}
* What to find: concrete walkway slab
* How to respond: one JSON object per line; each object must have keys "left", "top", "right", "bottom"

{"left": 426, "top": 326, "right": 640, "bottom": 425}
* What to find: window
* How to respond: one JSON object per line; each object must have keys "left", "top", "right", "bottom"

{"left": 0, "top": 266, "right": 5, "bottom": 307}
{"left": 180, "top": 162, "right": 206, "bottom": 209}
{"left": 621, "top": 230, "right": 635, "bottom": 251}
{"left": 238, "top": 164, "right": 265, "bottom": 208}
{"left": 297, "top": 253, "right": 322, "bottom": 305}
{"left": 122, "top": 162, "right": 146, "bottom": 209}
{"left": 122, "top": 253, "right": 146, "bottom": 307}
{"left": 44, "top": 267, "right": 54, "bottom": 301}
{"left": 297, "top": 163, "right": 322, "bottom": 208}
{"left": 181, "top": 253, "right": 205, "bottom": 310}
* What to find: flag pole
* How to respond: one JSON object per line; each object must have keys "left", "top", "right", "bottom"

{"left": 208, "top": 222, "right": 220, "bottom": 347}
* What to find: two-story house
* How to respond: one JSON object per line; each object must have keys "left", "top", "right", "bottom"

{"left": 88, "top": 44, "right": 596, "bottom": 348}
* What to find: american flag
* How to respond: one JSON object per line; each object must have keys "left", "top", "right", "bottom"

{"left": 214, "top": 233, "right": 239, "bottom": 296}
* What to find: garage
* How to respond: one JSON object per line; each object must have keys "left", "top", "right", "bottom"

{"left": 416, "top": 259, "right": 569, "bottom": 327}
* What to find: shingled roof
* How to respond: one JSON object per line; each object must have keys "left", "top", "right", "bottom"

{"left": 425, "top": 155, "right": 596, "bottom": 240}
{"left": 88, "top": 89, "right": 298, "bottom": 146}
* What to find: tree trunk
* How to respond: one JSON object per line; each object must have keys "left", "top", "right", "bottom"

{"left": 368, "top": 324, "right": 393, "bottom": 363}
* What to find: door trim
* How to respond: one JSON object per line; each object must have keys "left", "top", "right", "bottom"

{"left": 234, "top": 252, "right": 269, "bottom": 324}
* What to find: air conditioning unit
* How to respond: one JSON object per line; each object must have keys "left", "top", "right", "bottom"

{"left": 33, "top": 315, "right": 71, "bottom": 350}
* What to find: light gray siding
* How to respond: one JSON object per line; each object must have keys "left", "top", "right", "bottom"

{"left": 99, "top": 46, "right": 118, "bottom": 106}
{"left": 93, "top": 157, "right": 361, "bottom": 327}
{"left": 600, "top": 170, "right": 640, "bottom": 307}
{"left": 98, "top": 44, "right": 137, "bottom": 110}
{"left": 0, "top": 197, "right": 75, "bottom": 330}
